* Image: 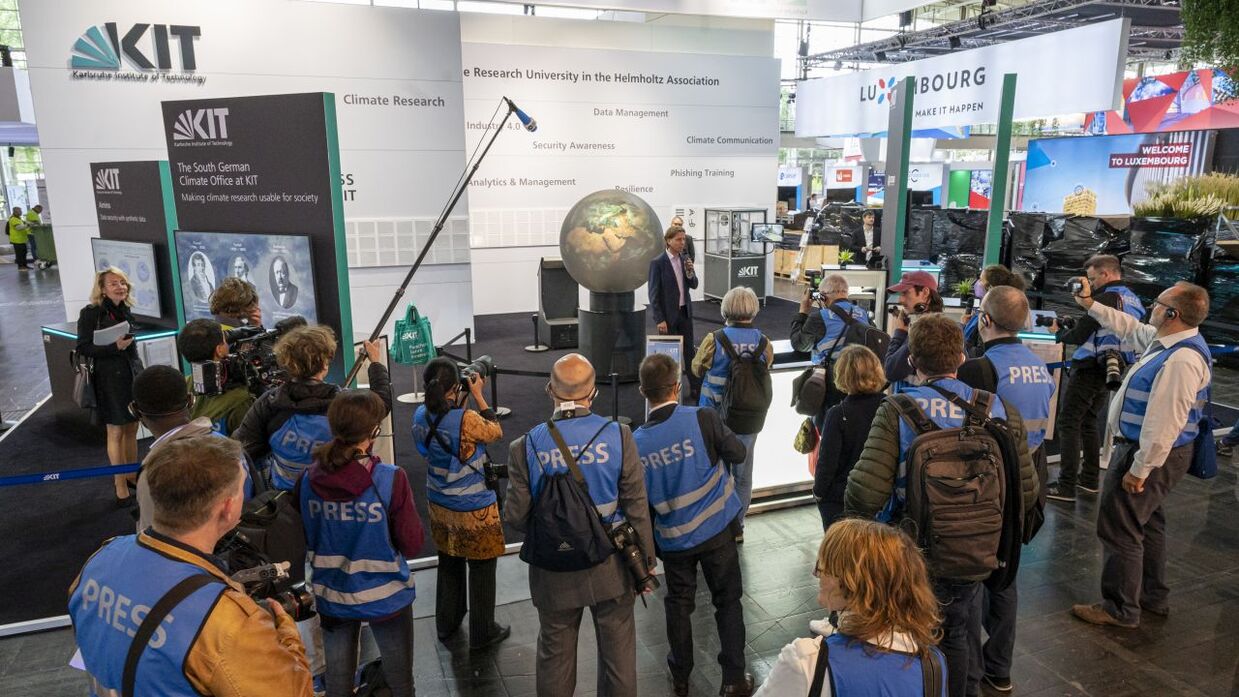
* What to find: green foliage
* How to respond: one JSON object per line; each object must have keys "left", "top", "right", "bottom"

{"left": 954, "top": 280, "right": 976, "bottom": 298}
{"left": 1133, "top": 172, "right": 1239, "bottom": 218}
{"left": 1181, "top": 0, "right": 1239, "bottom": 100}
{"left": 838, "top": 249, "right": 855, "bottom": 264}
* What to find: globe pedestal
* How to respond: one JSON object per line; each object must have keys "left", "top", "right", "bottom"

{"left": 579, "top": 291, "right": 645, "bottom": 382}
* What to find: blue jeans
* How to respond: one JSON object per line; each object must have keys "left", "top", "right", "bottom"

{"left": 1222, "top": 417, "right": 1239, "bottom": 446}
{"left": 322, "top": 605, "right": 415, "bottom": 697}
{"left": 732, "top": 433, "right": 758, "bottom": 528}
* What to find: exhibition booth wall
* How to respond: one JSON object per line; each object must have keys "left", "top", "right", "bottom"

{"left": 21, "top": 1, "right": 782, "bottom": 333}
{"left": 22, "top": 0, "right": 474, "bottom": 342}
{"left": 460, "top": 14, "right": 780, "bottom": 315}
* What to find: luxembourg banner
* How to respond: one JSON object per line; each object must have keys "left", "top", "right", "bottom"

{"left": 1021, "top": 130, "right": 1214, "bottom": 216}
{"left": 795, "top": 19, "right": 1128, "bottom": 138}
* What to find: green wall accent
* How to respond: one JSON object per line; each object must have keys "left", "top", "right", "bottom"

{"left": 947, "top": 170, "right": 971, "bottom": 208}
{"left": 322, "top": 93, "right": 355, "bottom": 383}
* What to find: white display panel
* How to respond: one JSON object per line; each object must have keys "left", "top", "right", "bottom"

{"left": 20, "top": 0, "right": 473, "bottom": 338}
{"left": 90, "top": 238, "right": 161, "bottom": 319}
{"left": 462, "top": 42, "right": 780, "bottom": 252}
{"left": 795, "top": 19, "right": 1128, "bottom": 137}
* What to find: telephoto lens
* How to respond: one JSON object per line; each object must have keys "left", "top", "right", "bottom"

{"left": 1102, "top": 351, "right": 1124, "bottom": 390}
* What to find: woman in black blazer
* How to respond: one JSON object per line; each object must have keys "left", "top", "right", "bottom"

{"left": 813, "top": 345, "right": 887, "bottom": 530}
{"left": 77, "top": 267, "right": 143, "bottom": 506}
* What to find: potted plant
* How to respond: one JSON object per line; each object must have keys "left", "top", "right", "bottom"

{"left": 838, "top": 249, "right": 855, "bottom": 269}
{"left": 954, "top": 280, "right": 977, "bottom": 306}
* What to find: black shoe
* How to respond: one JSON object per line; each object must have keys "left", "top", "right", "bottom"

{"left": 720, "top": 674, "right": 754, "bottom": 697}
{"left": 1218, "top": 442, "right": 1234, "bottom": 458}
{"left": 437, "top": 625, "right": 460, "bottom": 643}
{"left": 1141, "top": 604, "right": 1170, "bottom": 617}
{"left": 469, "top": 623, "right": 510, "bottom": 650}
{"left": 667, "top": 657, "right": 689, "bottom": 697}
{"left": 114, "top": 494, "right": 134, "bottom": 508}
{"left": 982, "top": 674, "right": 1013, "bottom": 692}
{"left": 1045, "top": 482, "right": 1077, "bottom": 502}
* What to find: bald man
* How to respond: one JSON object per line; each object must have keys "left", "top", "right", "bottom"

{"left": 505, "top": 354, "right": 655, "bottom": 697}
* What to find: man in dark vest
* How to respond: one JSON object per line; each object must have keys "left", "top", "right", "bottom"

{"left": 957, "top": 286, "right": 1055, "bottom": 693}
{"left": 504, "top": 353, "right": 656, "bottom": 697}
{"left": 68, "top": 436, "right": 313, "bottom": 697}
{"left": 634, "top": 353, "right": 752, "bottom": 697}
{"left": 1069, "top": 280, "right": 1212, "bottom": 629}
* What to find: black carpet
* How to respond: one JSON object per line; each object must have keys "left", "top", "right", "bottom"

{"left": 0, "top": 297, "right": 799, "bottom": 625}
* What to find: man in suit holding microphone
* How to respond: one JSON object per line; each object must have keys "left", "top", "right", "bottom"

{"left": 649, "top": 225, "right": 700, "bottom": 399}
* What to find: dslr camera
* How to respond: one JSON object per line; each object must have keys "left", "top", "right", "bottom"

{"left": 610, "top": 521, "right": 659, "bottom": 599}
{"left": 1098, "top": 350, "right": 1126, "bottom": 390}
{"left": 459, "top": 355, "right": 495, "bottom": 389}
{"left": 215, "top": 529, "right": 315, "bottom": 621}
{"left": 1034, "top": 315, "right": 1076, "bottom": 330}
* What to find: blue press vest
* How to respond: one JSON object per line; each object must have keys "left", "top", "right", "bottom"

{"left": 413, "top": 406, "right": 496, "bottom": 512}
{"left": 526, "top": 414, "right": 626, "bottom": 525}
{"left": 68, "top": 536, "right": 226, "bottom": 697}
{"left": 812, "top": 301, "right": 871, "bottom": 364}
{"left": 700, "top": 326, "right": 765, "bottom": 410}
{"left": 1117, "top": 334, "right": 1211, "bottom": 448}
{"left": 266, "top": 413, "right": 333, "bottom": 490}
{"left": 633, "top": 406, "right": 741, "bottom": 552}
{"left": 879, "top": 378, "right": 1007, "bottom": 523}
{"left": 963, "top": 313, "right": 981, "bottom": 347}
{"left": 985, "top": 342, "right": 1055, "bottom": 451}
{"left": 1072, "top": 285, "right": 1146, "bottom": 364}
{"left": 300, "top": 462, "right": 416, "bottom": 620}
{"left": 824, "top": 634, "right": 948, "bottom": 697}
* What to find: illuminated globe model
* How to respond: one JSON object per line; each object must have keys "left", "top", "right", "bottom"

{"left": 559, "top": 190, "right": 663, "bottom": 293}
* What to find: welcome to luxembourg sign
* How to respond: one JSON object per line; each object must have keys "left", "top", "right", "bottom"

{"left": 795, "top": 18, "right": 1129, "bottom": 138}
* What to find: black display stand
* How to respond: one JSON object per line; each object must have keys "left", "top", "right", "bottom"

{"left": 579, "top": 291, "right": 645, "bottom": 382}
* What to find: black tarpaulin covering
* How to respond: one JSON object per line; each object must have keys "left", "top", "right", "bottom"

{"left": 932, "top": 210, "right": 988, "bottom": 293}
{"left": 905, "top": 208, "right": 936, "bottom": 259}
{"left": 1041, "top": 216, "right": 1130, "bottom": 296}
{"left": 1205, "top": 248, "right": 1239, "bottom": 345}
{"left": 1123, "top": 217, "right": 1211, "bottom": 305}
{"left": 1007, "top": 212, "right": 1062, "bottom": 291}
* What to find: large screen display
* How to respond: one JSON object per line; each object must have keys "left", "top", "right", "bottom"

{"left": 90, "top": 238, "right": 162, "bottom": 320}
{"left": 174, "top": 231, "right": 318, "bottom": 324}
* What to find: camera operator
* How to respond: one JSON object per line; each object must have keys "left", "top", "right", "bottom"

{"left": 210, "top": 276, "right": 263, "bottom": 330}
{"left": 883, "top": 271, "right": 944, "bottom": 387}
{"left": 790, "top": 273, "right": 872, "bottom": 365}
{"left": 504, "top": 353, "right": 655, "bottom": 697}
{"left": 1067, "top": 279, "right": 1211, "bottom": 629}
{"left": 234, "top": 325, "right": 392, "bottom": 491}
{"left": 1046, "top": 255, "right": 1146, "bottom": 502}
{"left": 69, "top": 436, "right": 313, "bottom": 697}
{"left": 131, "top": 365, "right": 262, "bottom": 531}
{"left": 412, "top": 357, "right": 509, "bottom": 649}
{"left": 634, "top": 353, "right": 752, "bottom": 697}
{"left": 178, "top": 319, "right": 255, "bottom": 436}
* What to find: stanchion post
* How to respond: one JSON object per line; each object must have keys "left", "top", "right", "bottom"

{"left": 491, "top": 367, "right": 511, "bottom": 419}
{"left": 465, "top": 328, "right": 473, "bottom": 362}
{"left": 525, "top": 313, "right": 550, "bottom": 353}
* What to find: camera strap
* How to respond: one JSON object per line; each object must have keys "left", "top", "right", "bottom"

{"left": 122, "top": 573, "right": 224, "bottom": 697}
{"left": 545, "top": 419, "right": 613, "bottom": 500}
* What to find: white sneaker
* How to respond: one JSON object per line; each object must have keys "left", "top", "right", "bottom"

{"left": 809, "top": 618, "right": 832, "bottom": 636}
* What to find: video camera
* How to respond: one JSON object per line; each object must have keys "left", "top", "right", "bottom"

{"left": 191, "top": 316, "right": 308, "bottom": 398}
{"left": 215, "top": 529, "right": 315, "bottom": 622}
{"left": 1034, "top": 315, "right": 1077, "bottom": 330}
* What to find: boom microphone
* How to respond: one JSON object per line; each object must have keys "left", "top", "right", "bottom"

{"left": 505, "top": 98, "right": 537, "bottom": 132}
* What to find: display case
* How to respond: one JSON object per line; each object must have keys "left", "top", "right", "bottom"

{"left": 703, "top": 208, "right": 768, "bottom": 300}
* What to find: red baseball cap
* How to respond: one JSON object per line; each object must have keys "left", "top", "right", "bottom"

{"left": 887, "top": 271, "right": 938, "bottom": 293}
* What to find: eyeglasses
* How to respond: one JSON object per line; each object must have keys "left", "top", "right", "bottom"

{"left": 812, "top": 564, "right": 824, "bottom": 579}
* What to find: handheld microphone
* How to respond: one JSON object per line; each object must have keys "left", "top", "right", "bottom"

{"left": 505, "top": 98, "right": 537, "bottom": 132}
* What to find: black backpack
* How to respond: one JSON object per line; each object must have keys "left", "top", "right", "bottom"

{"left": 716, "top": 332, "right": 773, "bottom": 434}
{"left": 519, "top": 420, "right": 616, "bottom": 573}
{"left": 826, "top": 304, "right": 890, "bottom": 359}
{"left": 888, "top": 385, "right": 1023, "bottom": 584}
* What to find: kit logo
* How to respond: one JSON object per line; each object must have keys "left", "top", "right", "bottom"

{"left": 172, "top": 108, "right": 230, "bottom": 142}
{"left": 94, "top": 167, "right": 120, "bottom": 192}
{"left": 737, "top": 265, "right": 759, "bottom": 278}
{"left": 71, "top": 23, "right": 201, "bottom": 71}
